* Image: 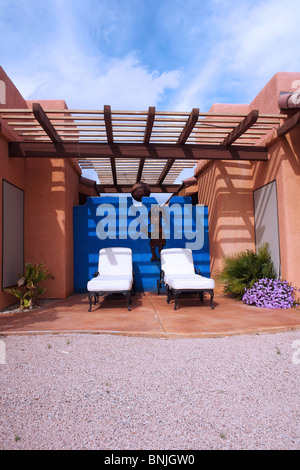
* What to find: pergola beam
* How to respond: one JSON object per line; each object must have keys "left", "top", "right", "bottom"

{"left": 103, "top": 105, "right": 117, "bottom": 184}
{"left": 32, "top": 103, "right": 63, "bottom": 149}
{"left": 157, "top": 108, "right": 200, "bottom": 184}
{"left": 136, "top": 106, "right": 156, "bottom": 182}
{"left": 97, "top": 184, "right": 181, "bottom": 193}
{"left": 178, "top": 108, "right": 200, "bottom": 144}
{"left": 223, "top": 110, "right": 259, "bottom": 146}
{"left": 8, "top": 141, "right": 268, "bottom": 161}
{"left": 110, "top": 158, "right": 117, "bottom": 186}
{"left": 143, "top": 106, "right": 156, "bottom": 144}
{"left": 157, "top": 159, "right": 174, "bottom": 185}
{"left": 103, "top": 105, "right": 114, "bottom": 143}
{"left": 276, "top": 110, "right": 300, "bottom": 138}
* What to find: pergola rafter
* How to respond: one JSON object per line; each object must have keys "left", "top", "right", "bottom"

{"left": 103, "top": 105, "right": 117, "bottom": 185}
{"left": 157, "top": 107, "right": 199, "bottom": 185}
{"left": 223, "top": 109, "right": 259, "bottom": 146}
{"left": 0, "top": 104, "right": 289, "bottom": 193}
{"left": 136, "top": 106, "right": 155, "bottom": 183}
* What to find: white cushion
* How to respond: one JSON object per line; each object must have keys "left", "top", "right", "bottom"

{"left": 98, "top": 247, "right": 133, "bottom": 276}
{"left": 87, "top": 275, "right": 133, "bottom": 292}
{"left": 164, "top": 273, "right": 215, "bottom": 290}
{"left": 87, "top": 247, "right": 133, "bottom": 292}
{"left": 161, "top": 248, "right": 195, "bottom": 275}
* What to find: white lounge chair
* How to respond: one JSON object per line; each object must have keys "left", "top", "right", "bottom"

{"left": 157, "top": 248, "right": 215, "bottom": 310}
{"left": 87, "top": 247, "right": 135, "bottom": 311}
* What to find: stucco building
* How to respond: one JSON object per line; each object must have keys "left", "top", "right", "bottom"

{"left": 0, "top": 66, "right": 299, "bottom": 308}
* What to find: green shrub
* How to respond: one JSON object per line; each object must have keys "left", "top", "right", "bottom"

{"left": 216, "top": 242, "right": 277, "bottom": 299}
{"left": 5, "top": 262, "right": 54, "bottom": 310}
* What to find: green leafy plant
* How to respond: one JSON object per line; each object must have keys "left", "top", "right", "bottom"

{"left": 5, "top": 262, "right": 54, "bottom": 310}
{"left": 216, "top": 242, "right": 277, "bottom": 299}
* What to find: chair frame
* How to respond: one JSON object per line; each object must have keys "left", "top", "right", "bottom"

{"left": 157, "top": 268, "right": 214, "bottom": 310}
{"left": 87, "top": 247, "right": 135, "bottom": 312}
{"left": 88, "top": 273, "right": 135, "bottom": 312}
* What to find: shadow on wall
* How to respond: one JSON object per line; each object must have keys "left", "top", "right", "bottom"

{"left": 73, "top": 196, "right": 211, "bottom": 293}
{"left": 197, "top": 160, "right": 256, "bottom": 278}
{"left": 24, "top": 158, "right": 74, "bottom": 299}
{"left": 0, "top": 68, "right": 81, "bottom": 307}
{"left": 197, "top": 126, "right": 300, "bottom": 291}
{"left": 251, "top": 126, "right": 300, "bottom": 289}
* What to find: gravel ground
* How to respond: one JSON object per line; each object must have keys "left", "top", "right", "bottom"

{"left": 0, "top": 331, "right": 300, "bottom": 451}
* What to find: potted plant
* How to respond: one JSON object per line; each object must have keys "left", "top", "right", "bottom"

{"left": 5, "top": 262, "right": 54, "bottom": 310}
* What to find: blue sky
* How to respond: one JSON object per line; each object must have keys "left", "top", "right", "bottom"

{"left": 1, "top": 0, "right": 300, "bottom": 112}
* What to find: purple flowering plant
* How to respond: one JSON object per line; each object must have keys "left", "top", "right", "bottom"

{"left": 242, "top": 278, "right": 299, "bottom": 309}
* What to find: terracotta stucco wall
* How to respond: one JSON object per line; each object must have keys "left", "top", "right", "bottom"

{"left": 24, "top": 99, "right": 81, "bottom": 299}
{"left": 196, "top": 73, "right": 300, "bottom": 291}
{"left": 196, "top": 103, "right": 255, "bottom": 287}
{"left": 250, "top": 124, "right": 300, "bottom": 291}
{"left": 23, "top": 156, "right": 80, "bottom": 299}
{"left": 0, "top": 69, "right": 81, "bottom": 308}
{"left": 0, "top": 67, "right": 27, "bottom": 308}
{"left": 197, "top": 159, "right": 256, "bottom": 281}
{"left": 249, "top": 73, "right": 300, "bottom": 289}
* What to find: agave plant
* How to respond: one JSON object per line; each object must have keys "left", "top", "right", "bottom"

{"left": 216, "top": 242, "right": 277, "bottom": 299}
{"left": 5, "top": 262, "right": 54, "bottom": 310}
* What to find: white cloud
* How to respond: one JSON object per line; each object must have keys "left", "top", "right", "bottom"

{"left": 11, "top": 49, "right": 181, "bottom": 110}
{"left": 1, "top": 0, "right": 300, "bottom": 113}
{"left": 224, "top": 0, "right": 300, "bottom": 77}
{"left": 74, "top": 54, "right": 181, "bottom": 109}
{"left": 5, "top": 3, "right": 181, "bottom": 111}
{"left": 171, "top": 0, "right": 300, "bottom": 110}
{"left": 172, "top": 55, "right": 225, "bottom": 111}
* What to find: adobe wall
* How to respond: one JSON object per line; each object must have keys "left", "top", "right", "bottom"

{"left": 196, "top": 73, "right": 300, "bottom": 291}
{"left": 73, "top": 196, "right": 211, "bottom": 293}
{"left": 0, "top": 68, "right": 27, "bottom": 308}
{"left": 0, "top": 68, "right": 81, "bottom": 308}
{"left": 249, "top": 72, "right": 300, "bottom": 291}
{"left": 24, "top": 99, "right": 81, "bottom": 300}
{"left": 23, "top": 156, "right": 80, "bottom": 300}
{"left": 196, "top": 103, "right": 255, "bottom": 286}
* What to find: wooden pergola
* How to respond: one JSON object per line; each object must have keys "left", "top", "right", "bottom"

{"left": 1, "top": 104, "right": 297, "bottom": 194}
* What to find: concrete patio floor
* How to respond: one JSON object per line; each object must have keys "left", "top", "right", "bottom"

{"left": 1, "top": 291, "right": 300, "bottom": 338}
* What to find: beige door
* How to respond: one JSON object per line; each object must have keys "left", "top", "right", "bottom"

{"left": 253, "top": 180, "right": 281, "bottom": 277}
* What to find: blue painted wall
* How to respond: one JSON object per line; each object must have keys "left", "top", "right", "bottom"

{"left": 73, "top": 196, "right": 211, "bottom": 292}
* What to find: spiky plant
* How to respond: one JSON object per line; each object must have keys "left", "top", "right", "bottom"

{"left": 216, "top": 242, "right": 277, "bottom": 299}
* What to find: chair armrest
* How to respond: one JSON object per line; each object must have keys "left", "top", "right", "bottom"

{"left": 160, "top": 270, "right": 165, "bottom": 282}
{"left": 195, "top": 268, "right": 201, "bottom": 275}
